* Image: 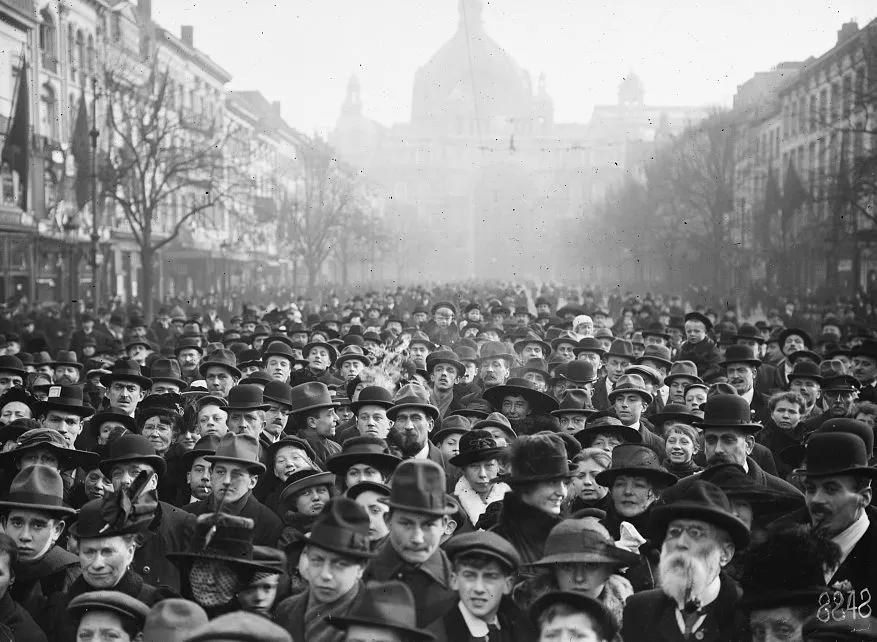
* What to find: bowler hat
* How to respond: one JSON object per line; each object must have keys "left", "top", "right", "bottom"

{"left": 167, "top": 513, "right": 279, "bottom": 573}
{"left": 733, "top": 323, "right": 765, "bottom": 344}
{"left": 607, "top": 373, "right": 653, "bottom": 405}
{"left": 530, "top": 517, "right": 640, "bottom": 567}
{"left": 789, "top": 349, "right": 822, "bottom": 365}
{"left": 289, "top": 381, "right": 339, "bottom": 414}
{"left": 794, "top": 431, "right": 877, "bottom": 479}
{"left": 513, "top": 333, "right": 551, "bottom": 357}
{"left": 67, "top": 590, "right": 149, "bottom": 623}
{"left": 0, "top": 355, "right": 26, "bottom": 377}
{"left": 506, "top": 433, "right": 574, "bottom": 484}
{"left": 551, "top": 389, "right": 595, "bottom": 417}
{"left": 261, "top": 341, "right": 295, "bottom": 362}
{"left": 263, "top": 380, "right": 294, "bottom": 408}
{"left": 329, "top": 580, "right": 434, "bottom": 640}
{"left": 99, "top": 433, "right": 166, "bottom": 476}
{"left": 483, "top": 377, "right": 559, "bottom": 415}
{"left": 49, "top": 350, "right": 83, "bottom": 371}
{"left": 37, "top": 385, "right": 96, "bottom": 419}
{"left": 301, "top": 497, "right": 374, "bottom": 559}
{"left": 425, "top": 349, "right": 464, "bottom": 374}
{"left": 784, "top": 360, "right": 822, "bottom": 385}
{"left": 205, "top": 433, "right": 266, "bottom": 474}
{"left": 720, "top": 344, "right": 762, "bottom": 368}
{"left": 559, "top": 361, "right": 598, "bottom": 385}
{"left": 685, "top": 311, "right": 713, "bottom": 331}
{"left": 529, "top": 592, "right": 616, "bottom": 642}
{"left": 574, "top": 415, "right": 642, "bottom": 448}
{"left": 0, "top": 464, "right": 76, "bottom": 516}
{"left": 852, "top": 340, "right": 877, "bottom": 362}
{"left": 349, "top": 385, "right": 395, "bottom": 415}
{"left": 198, "top": 349, "right": 242, "bottom": 379}
{"left": 448, "top": 429, "right": 506, "bottom": 467}
{"left": 326, "top": 436, "right": 401, "bottom": 476}
{"left": 142, "top": 599, "right": 209, "bottom": 642}
{"left": 173, "top": 337, "right": 204, "bottom": 355}
{"left": 696, "top": 393, "right": 762, "bottom": 433}
{"left": 386, "top": 384, "right": 439, "bottom": 421}
{"left": 778, "top": 327, "right": 812, "bottom": 350}
{"left": 651, "top": 403, "right": 703, "bottom": 426}
{"left": 148, "top": 358, "right": 187, "bottom": 388}
{"left": 664, "top": 360, "right": 703, "bottom": 384}
{"left": 100, "top": 359, "right": 152, "bottom": 389}
{"left": 549, "top": 331, "right": 579, "bottom": 351}
{"left": 335, "top": 345, "right": 370, "bottom": 368}
{"left": 818, "top": 417, "right": 874, "bottom": 455}
{"left": 573, "top": 336, "right": 606, "bottom": 357}
{"left": 650, "top": 479, "right": 750, "bottom": 549}
{"left": 430, "top": 415, "right": 471, "bottom": 446}
{"left": 445, "top": 530, "right": 522, "bottom": 572}
{"left": 605, "top": 339, "right": 635, "bottom": 360}
{"left": 221, "top": 384, "right": 270, "bottom": 412}
{"left": 384, "top": 459, "right": 455, "bottom": 515}
{"left": 595, "top": 444, "right": 677, "bottom": 489}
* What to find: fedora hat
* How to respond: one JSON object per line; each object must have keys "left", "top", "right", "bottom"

{"left": 685, "top": 311, "right": 713, "bottom": 331}
{"left": 49, "top": 350, "right": 83, "bottom": 371}
{"left": 529, "top": 592, "right": 617, "bottom": 642}
{"left": 448, "top": 429, "right": 507, "bottom": 467}
{"left": 236, "top": 348, "right": 263, "bottom": 369}
{"left": 0, "top": 355, "right": 25, "bottom": 377}
{"left": 205, "top": 433, "right": 265, "bottom": 474}
{"left": 167, "top": 513, "right": 280, "bottom": 573}
{"left": 651, "top": 403, "right": 703, "bottom": 426}
{"left": 719, "top": 344, "right": 762, "bottom": 368}
{"left": 574, "top": 415, "right": 642, "bottom": 448}
{"left": 506, "top": 433, "right": 574, "bottom": 484}
{"left": 559, "top": 361, "right": 598, "bottom": 385}
{"left": 607, "top": 373, "right": 653, "bottom": 405}
{"left": 0, "top": 428, "right": 98, "bottom": 471}
{"left": 349, "top": 385, "right": 395, "bottom": 415}
{"left": 0, "top": 464, "right": 76, "bottom": 516}
{"left": 595, "top": 444, "right": 677, "bottom": 489}
{"left": 301, "top": 497, "right": 374, "bottom": 560}
{"left": 787, "top": 360, "right": 823, "bottom": 384}
{"left": 512, "top": 357, "right": 551, "bottom": 381}
{"left": 471, "top": 412, "right": 518, "bottom": 440}
{"left": 263, "top": 380, "right": 294, "bottom": 408}
{"left": 605, "top": 339, "right": 635, "bottom": 360}
{"left": 513, "top": 333, "right": 551, "bottom": 356}
{"left": 142, "top": 599, "right": 208, "bottom": 642}
{"left": 289, "top": 381, "right": 338, "bottom": 414}
{"left": 624, "top": 364, "right": 662, "bottom": 386}
{"left": 181, "top": 434, "right": 221, "bottom": 470}
{"left": 329, "top": 580, "right": 434, "bottom": 640}
{"left": 261, "top": 341, "right": 296, "bottom": 362}
{"left": 794, "top": 432, "right": 877, "bottom": 479}
{"left": 449, "top": 398, "right": 493, "bottom": 421}
{"left": 386, "top": 384, "right": 439, "bottom": 421}
{"left": 779, "top": 327, "right": 813, "bottom": 350}
{"left": 425, "top": 349, "right": 464, "bottom": 374}
{"left": 198, "top": 348, "right": 242, "bottom": 379}
{"left": 67, "top": 590, "right": 149, "bottom": 623}
{"left": 100, "top": 359, "right": 152, "bottom": 389}
{"left": 148, "top": 358, "right": 187, "bottom": 388}
{"left": 573, "top": 337, "right": 606, "bottom": 357}
{"left": 651, "top": 479, "right": 750, "bottom": 549}
{"left": 173, "top": 337, "right": 204, "bottom": 355}
{"left": 326, "top": 436, "right": 402, "bottom": 476}
{"left": 384, "top": 459, "right": 455, "bottom": 515}
{"left": 477, "top": 341, "right": 515, "bottom": 363}
{"left": 664, "top": 360, "right": 703, "bottom": 384}
{"left": 551, "top": 389, "right": 595, "bottom": 417}
{"left": 99, "top": 433, "right": 166, "bottom": 476}
{"left": 454, "top": 345, "right": 478, "bottom": 364}
{"left": 549, "top": 331, "right": 578, "bottom": 351}
{"left": 637, "top": 344, "right": 673, "bottom": 369}
{"left": 221, "top": 384, "right": 270, "bottom": 413}
{"left": 696, "top": 393, "right": 762, "bottom": 433}
{"left": 430, "top": 415, "right": 471, "bottom": 446}
{"left": 335, "top": 345, "right": 370, "bottom": 368}
{"left": 303, "top": 341, "right": 339, "bottom": 364}
{"left": 37, "top": 385, "right": 95, "bottom": 418}
{"left": 642, "top": 322, "right": 671, "bottom": 341}
{"left": 530, "top": 517, "right": 640, "bottom": 567}
{"left": 408, "top": 331, "right": 437, "bottom": 351}
{"left": 852, "top": 340, "right": 877, "bottom": 362}
{"left": 482, "top": 377, "right": 560, "bottom": 415}
{"left": 732, "top": 323, "right": 765, "bottom": 344}
{"left": 239, "top": 370, "right": 272, "bottom": 387}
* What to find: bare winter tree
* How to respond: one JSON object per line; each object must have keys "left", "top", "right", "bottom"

{"left": 101, "top": 65, "right": 240, "bottom": 320}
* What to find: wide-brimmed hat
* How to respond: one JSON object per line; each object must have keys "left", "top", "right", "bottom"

{"left": 0, "top": 464, "right": 76, "bottom": 516}
{"left": 471, "top": 412, "right": 518, "bottom": 440}
{"left": 383, "top": 459, "right": 455, "bottom": 515}
{"left": 425, "top": 349, "right": 464, "bottom": 374}
{"left": 778, "top": 327, "right": 813, "bottom": 350}
{"left": 574, "top": 415, "right": 642, "bottom": 448}
{"left": 302, "top": 341, "right": 339, "bottom": 364}
{"left": 198, "top": 349, "right": 242, "bottom": 379}
{"left": 558, "top": 361, "right": 598, "bottom": 385}
{"left": 642, "top": 321, "right": 671, "bottom": 341}
{"left": 605, "top": 339, "right": 635, "bottom": 360}
{"left": 529, "top": 592, "right": 617, "bottom": 642}
{"left": 100, "top": 359, "right": 152, "bottom": 389}
{"left": 595, "top": 444, "right": 677, "bottom": 489}
{"left": 142, "top": 599, "right": 209, "bottom": 642}
{"left": 37, "top": 385, "right": 95, "bottom": 418}
{"left": 262, "top": 380, "right": 294, "bottom": 409}
{"left": 205, "top": 433, "right": 266, "bottom": 474}
{"left": 49, "top": 350, "right": 83, "bottom": 371}
{"left": 664, "top": 360, "right": 703, "bottom": 384}
{"left": 0, "top": 428, "right": 98, "bottom": 471}
{"left": 167, "top": 513, "right": 279, "bottom": 573}
{"left": 505, "top": 433, "right": 574, "bottom": 484}
{"left": 530, "top": 517, "right": 640, "bottom": 567}
{"left": 329, "top": 580, "right": 434, "bottom": 640}
{"left": 430, "top": 415, "right": 471, "bottom": 446}
{"left": 0, "top": 355, "right": 25, "bottom": 377}
{"left": 289, "top": 381, "right": 338, "bottom": 414}
{"left": 651, "top": 403, "right": 703, "bottom": 426}
{"left": 302, "top": 497, "right": 374, "bottom": 560}
{"left": 181, "top": 434, "right": 221, "bottom": 470}
{"left": 684, "top": 311, "right": 713, "bottom": 332}
{"left": 650, "top": 479, "right": 750, "bottom": 549}
{"left": 67, "top": 591, "right": 150, "bottom": 623}
{"left": 719, "top": 344, "right": 762, "bottom": 368}
{"left": 449, "top": 429, "right": 507, "bottom": 467}
{"left": 149, "top": 358, "right": 187, "bottom": 388}
{"left": 99, "top": 433, "right": 165, "bottom": 477}
{"left": 482, "top": 377, "right": 559, "bottom": 415}
{"left": 607, "top": 373, "right": 653, "bottom": 405}
{"left": 335, "top": 345, "right": 370, "bottom": 368}
{"left": 695, "top": 393, "right": 762, "bottom": 434}
{"left": 173, "top": 337, "right": 204, "bottom": 355}
{"left": 551, "top": 389, "right": 596, "bottom": 417}
{"left": 221, "top": 384, "right": 270, "bottom": 413}
{"left": 794, "top": 432, "right": 877, "bottom": 479}
{"left": 326, "top": 436, "right": 401, "bottom": 476}
{"left": 386, "top": 384, "right": 439, "bottom": 421}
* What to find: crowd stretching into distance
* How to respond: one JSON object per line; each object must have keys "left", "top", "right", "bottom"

{"left": 0, "top": 286, "right": 874, "bottom": 641}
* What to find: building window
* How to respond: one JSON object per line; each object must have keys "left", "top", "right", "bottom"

{"left": 76, "top": 30, "right": 85, "bottom": 84}
{"left": 67, "top": 24, "right": 75, "bottom": 80}
{"left": 111, "top": 13, "right": 121, "bottom": 42}
{"left": 44, "top": 168, "right": 57, "bottom": 210}
{"left": 1, "top": 163, "right": 16, "bottom": 207}
{"left": 87, "top": 34, "right": 94, "bottom": 74}
{"left": 39, "top": 9, "right": 57, "bottom": 72}
{"left": 40, "top": 83, "right": 58, "bottom": 141}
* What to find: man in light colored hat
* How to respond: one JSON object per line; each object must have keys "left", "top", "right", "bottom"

{"left": 183, "top": 432, "right": 282, "bottom": 546}
{"left": 608, "top": 373, "right": 665, "bottom": 458}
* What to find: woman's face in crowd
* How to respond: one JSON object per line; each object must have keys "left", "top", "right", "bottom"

{"left": 570, "top": 459, "right": 608, "bottom": 502}
{"left": 771, "top": 400, "right": 802, "bottom": 432}
{"left": 611, "top": 475, "right": 655, "bottom": 518}
{"left": 665, "top": 431, "right": 697, "bottom": 465}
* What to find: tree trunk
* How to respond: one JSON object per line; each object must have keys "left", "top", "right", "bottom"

{"left": 140, "top": 246, "right": 155, "bottom": 323}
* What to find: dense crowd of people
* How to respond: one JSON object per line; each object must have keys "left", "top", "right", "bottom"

{"left": 0, "top": 285, "right": 874, "bottom": 640}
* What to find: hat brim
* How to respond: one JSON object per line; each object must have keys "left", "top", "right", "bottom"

{"left": 386, "top": 402, "right": 440, "bottom": 421}
{"left": 595, "top": 466, "right": 677, "bottom": 490}
{"left": 792, "top": 464, "right": 877, "bottom": 479}
{"left": 336, "top": 354, "right": 371, "bottom": 368}
{"left": 482, "top": 385, "right": 559, "bottom": 414}
{"left": 99, "top": 454, "right": 167, "bottom": 477}
{"left": 203, "top": 454, "right": 266, "bottom": 475}
{"left": 197, "top": 362, "right": 243, "bottom": 379}
{"left": 650, "top": 501, "right": 750, "bottom": 549}
{"left": 279, "top": 471, "right": 335, "bottom": 504}
{"left": 0, "top": 499, "right": 76, "bottom": 517}
{"left": 664, "top": 374, "right": 704, "bottom": 385}
{"left": 149, "top": 376, "right": 188, "bottom": 389}
{"left": 0, "top": 443, "right": 98, "bottom": 472}
{"left": 530, "top": 547, "right": 640, "bottom": 567}
{"left": 166, "top": 551, "right": 280, "bottom": 574}
{"left": 607, "top": 388, "right": 653, "bottom": 405}
{"left": 696, "top": 421, "right": 763, "bottom": 434}
{"left": 575, "top": 425, "right": 643, "bottom": 448}
{"left": 449, "top": 446, "right": 507, "bottom": 467}
{"left": 325, "top": 452, "right": 401, "bottom": 476}
{"left": 220, "top": 403, "right": 272, "bottom": 413}
{"left": 425, "top": 357, "right": 465, "bottom": 374}
{"left": 328, "top": 614, "right": 435, "bottom": 640}
{"left": 288, "top": 401, "right": 339, "bottom": 415}
{"left": 36, "top": 401, "right": 95, "bottom": 418}
{"left": 718, "top": 358, "right": 762, "bottom": 368}
{"left": 381, "top": 495, "right": 458, "bottom": 516}
{"left": 502, "top": 469, "right": 576, "bottom": 485}
{"left": 650, "top": 412, "right": 702, "bottom": 425}
{"left": 99, "top": 373, "right": 153, "bottom": 389}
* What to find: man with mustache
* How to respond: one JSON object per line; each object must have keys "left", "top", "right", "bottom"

{"left": 622, "top": 480, "right": 749, "bottom": 642}
{"left": 386, "top": 384, "right": 448, "bottom": 474}
{"left": 459, "top": 342, "right": 515, "bottom": 407}
{"left": 804, "top": 374, "right": 862, "bottom": 432}
{"left": 262, "top": 380, "right": 294, "bottom": 448}
{"left": 426, "top": 350, "right": 465, "bottom": 418}
{"left": 719, "top": 345, "right": 769, "bottom": 423}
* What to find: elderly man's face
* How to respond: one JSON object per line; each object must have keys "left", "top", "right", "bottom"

{"left": 703, "top": 428, "right": 753, "bottom": 467}
{"left": 749, "top": 607, "right": 806, "bottom": 642}
{"left": 479, "top": 359, "right": 510, "bottom": 387}
{"left": 659, "top": 519, "right": 732, "bottom": 606}
{"left": 393, "top": 409, "right": 433, "bottom": 455}
{"left": 803, "top": 474, "right": 870, "bottom": 538}
{"left": 824, "top": 389, "right": 857, "bottom": 417}
{"left": 0, "top": 371, "right": 23, "bottom": 396}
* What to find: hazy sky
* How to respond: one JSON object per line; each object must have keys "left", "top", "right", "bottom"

{"left": 152, "top": 0, "right": 877, "bottom": 136}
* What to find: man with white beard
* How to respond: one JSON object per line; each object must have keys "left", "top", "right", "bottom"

{"left": 621, "top": 480, "right": 749, "bottom": 642}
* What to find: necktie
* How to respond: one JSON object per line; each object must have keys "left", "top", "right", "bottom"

{"left": 487, "top": 623, "right": 501, "bottom": 642}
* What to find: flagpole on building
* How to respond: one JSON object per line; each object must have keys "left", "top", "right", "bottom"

{"left": 89, "top": 75, "right": 100, "bottom": 308}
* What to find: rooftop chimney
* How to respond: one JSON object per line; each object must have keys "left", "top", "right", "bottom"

{"left": 138, "top": 0, "right": 152, "bottom": 19}
{"left": 181, "top": 25, "right": 193, "bottom": 47}
{"left": 837, "top": 21, "right": 858, "bottom": 45}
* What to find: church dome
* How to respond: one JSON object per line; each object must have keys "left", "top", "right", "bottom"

{"left": 411, "top": 0, "right": 537, "bottom": 136}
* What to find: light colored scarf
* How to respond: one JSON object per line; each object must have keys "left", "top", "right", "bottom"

{"left": 454, "top": 474, "right": 510, "bottom": 525}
